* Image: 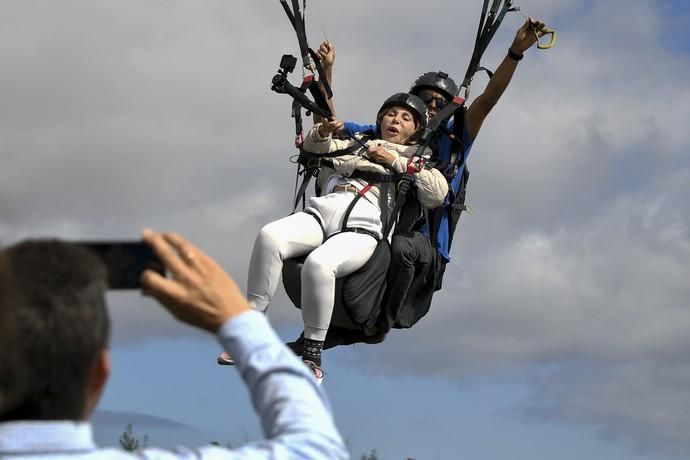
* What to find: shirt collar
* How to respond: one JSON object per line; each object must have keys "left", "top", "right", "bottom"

{"left": 0, "top": 420, "right": 96, "bottom": 454}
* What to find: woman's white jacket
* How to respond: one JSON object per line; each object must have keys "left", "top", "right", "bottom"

{"left": 303, "top": 125, "right": 449, "bottom": 210}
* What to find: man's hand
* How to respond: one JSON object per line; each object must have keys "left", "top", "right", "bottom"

{"left": 466, "top": 18, "right": 549, "bottom": 141}
{"left": 511, "top": 18, "right": 547, "bottom": 54}
{"left": 318, "top": 119, "right": 344, "bottom": 138}
{"left": 316, "top": 40, "right": 335, "bottom": 72}
{"left": 140, "top": 229, "right": 250, "bottom": 333}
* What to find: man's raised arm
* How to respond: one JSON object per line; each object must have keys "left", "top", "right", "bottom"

{"left": 466, "top": 18, "right": 547, "bottom": 140}
{"left": 141, "top": 230, "right": 348, "bottom": 460}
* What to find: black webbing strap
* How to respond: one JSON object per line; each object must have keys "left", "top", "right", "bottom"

{"left": 336, "top": 184, "right": 381, "bottom": 242}
{"left": 429, "top": 166, "right": 470, "bottom": 247}
{"left": 291, "top": 98, "right": 303, "bottom": 141}
{"left": 479, "top": 1, "right": 513, "bottom": 54}
{"left": 298, "top": 145, "right": 361, "bottom": 167}
{"left": 475, "top": 0, "right": 490, "bottom": 50}
{"left": 292, "top": 157, "right": 404, "bottom": 211}
{"left": 339, "top": 183, "right": 371, "bottom": 234}
{"left": 279, "top": 0, "right": 296, "bottom": 27}
{"left": 429, "top": 205, "right": 444, "bottom": 248}
{"left": 424, "top": 98, "right": 466, "bottom": 144}
{"left": 303, "top": 208, "right": 326, "bottom": 242}
{"left": 292, "top": 146, "right": 405, "bottom": 231}
{"left": 379, "top": 181, "right": 390, "bottom": 231}
{"left": 431, "top": 104, "right": 469, "bottom": 246}
{"left": 279, "top": 0, "right": 333, "bottom": 99}
{"left": 349, "top": 169, "right": 404, "bottom": 184}
{"left": 375, "top": 99, "right": 466, "bottom": 240}
{"left": 469, "top": 0, "right": 500, "bottom": 83}
{"left": 340, "top": 190, "right": 367, "bottom": 233}
{"left": 430, "top": 104, "right": 471, "bottom": 247}
{"left": 292, "top": 161, "right": 318, "bottom": 212}
{"left": 291, "top": 75, "right": 315, "bottom": 147}
{"left": 450, "top": 105, "right": 467, "bottom": 168}
{"left": 307, "top": 77, "right": 332, "bottom": 114}
{"left": 340, "top": 227, "right": 381, "bottom": 242}
{"left": 290, "top": 0, "right": 334, "bottom": 99}
{"left": 283, "top": 73, "right": 335, "bottom": 148}
{"left": 382, "top": 173, "right": 413, "bottom": 239}
{"left": 296, "top": 143, "right": 405, "bottom": 183}
{"left": 273, "top": 75, "right": 332, "bottom": 120}
{"left": 290, "top": 0, "right": 310, "bottom": 67}
{"left": 291, "top": 145, "right": 362, "bottom": 212}
{"left": 462, "top": 0, "right": 514, "bottom": 91}
{"left": 453, "top": 167, "right": 470, "bottom": 210}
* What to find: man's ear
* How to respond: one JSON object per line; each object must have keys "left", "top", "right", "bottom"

{"left": 84, "top": 350, "right": 110, "bottom": 419}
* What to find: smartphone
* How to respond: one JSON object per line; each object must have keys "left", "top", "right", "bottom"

{"left": 78, "top": 242, "right": 165, "bottom": 290}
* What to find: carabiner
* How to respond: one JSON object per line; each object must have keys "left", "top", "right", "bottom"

{"left": 513, "top": 6, "right": 556, "bottom": 50}
{"left": 536, "top": 28, "right": 557, "bottom": 49}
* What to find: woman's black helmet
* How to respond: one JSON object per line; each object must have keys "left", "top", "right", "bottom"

{"left": 409, "top": 71, "right": 458, "bottom": 101}
{"left": 376, "top": 92, "right": 428, "bottom": 132}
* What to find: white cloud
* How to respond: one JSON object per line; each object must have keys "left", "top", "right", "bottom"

{"left": 2, "top": 0, "right": 689, "bottom": 457}
{"left": 362, "top": 176, "right": 690, "bottom": 453}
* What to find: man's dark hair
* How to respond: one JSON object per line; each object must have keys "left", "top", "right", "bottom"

{"left": 0, "top": 251, "right": 22, "bottom": 415}
{"left": 0, "top": 240, "right": 109, "bottom": 421}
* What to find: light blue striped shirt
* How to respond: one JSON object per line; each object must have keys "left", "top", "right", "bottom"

{"left": 0, "top": 311, "right": 348, "bottom": 460}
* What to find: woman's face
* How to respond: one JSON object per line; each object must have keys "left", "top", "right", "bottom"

{"left": 379, "top": 106, "right": 418, "bottom": 144}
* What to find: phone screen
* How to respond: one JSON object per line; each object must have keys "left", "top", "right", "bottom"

{"left": 79, "top": 242, "right": 165, "bottom": 290}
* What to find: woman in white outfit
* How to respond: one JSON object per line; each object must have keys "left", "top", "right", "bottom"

{"left": 219, "top": 93, "right": 448, "bottom": 380}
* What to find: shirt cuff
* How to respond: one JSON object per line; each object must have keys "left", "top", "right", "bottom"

{"left": 216, "top": 310, "right": 280, "bottom": 365}
{"left": 215, "top": 310, "right": 318, "bottom": 391}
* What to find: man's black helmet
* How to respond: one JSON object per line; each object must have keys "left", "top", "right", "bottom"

{"left": 409, "top": 71, "right": 458, "bottom": 101}
{"left": 376, "top": 92, "right": 428, "bottom": 132}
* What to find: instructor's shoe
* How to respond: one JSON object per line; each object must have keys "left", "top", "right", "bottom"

{"left": 217, "top": 351, "right": 235, "bottom": 366}
{"left": 286, "top": 335, "right": 304, "bottom": 356}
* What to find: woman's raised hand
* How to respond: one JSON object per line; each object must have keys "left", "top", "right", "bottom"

{"left": 318, "top": 119, "right": 344, "bottom": 138}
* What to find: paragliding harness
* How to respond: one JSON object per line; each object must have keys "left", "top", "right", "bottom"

{"left": 280, "top": 104, "right": 467, "bottom": 345}
{"left": 270, "top": 0, "right": 554, "bottom": 345}
{"left": 270, "top": 0, "right": 417, "bottom": 333}
{"left": 384, "top": 1, "right": 555, "bottom": 333}
{"left": 381, "top": 0, "right": 559, "bottom": 331}
{"left": 271, "top": 0, "right": 437, "bottom": 232}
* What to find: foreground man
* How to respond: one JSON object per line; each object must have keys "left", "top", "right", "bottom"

{"left": 0, "top": 230, "right": 348, "bottom": 459}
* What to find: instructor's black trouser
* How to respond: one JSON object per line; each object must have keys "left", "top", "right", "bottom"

{"left": 377, "top": 231, "right": 438, "bottom": 332}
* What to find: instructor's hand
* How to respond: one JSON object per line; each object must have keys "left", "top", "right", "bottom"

{"left": 511, "top": 18, "right": 547, "bottom": 54}
{"left": 140, "top": 229, "right": 250, "bottom": 332}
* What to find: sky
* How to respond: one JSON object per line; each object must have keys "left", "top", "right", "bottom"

{"left": 1, "top": 0, "right": 689, "bottom": 459}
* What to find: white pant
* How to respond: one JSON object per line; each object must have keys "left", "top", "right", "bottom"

{"left": 247, "top": 192, "right": 380, "bottom": 341}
